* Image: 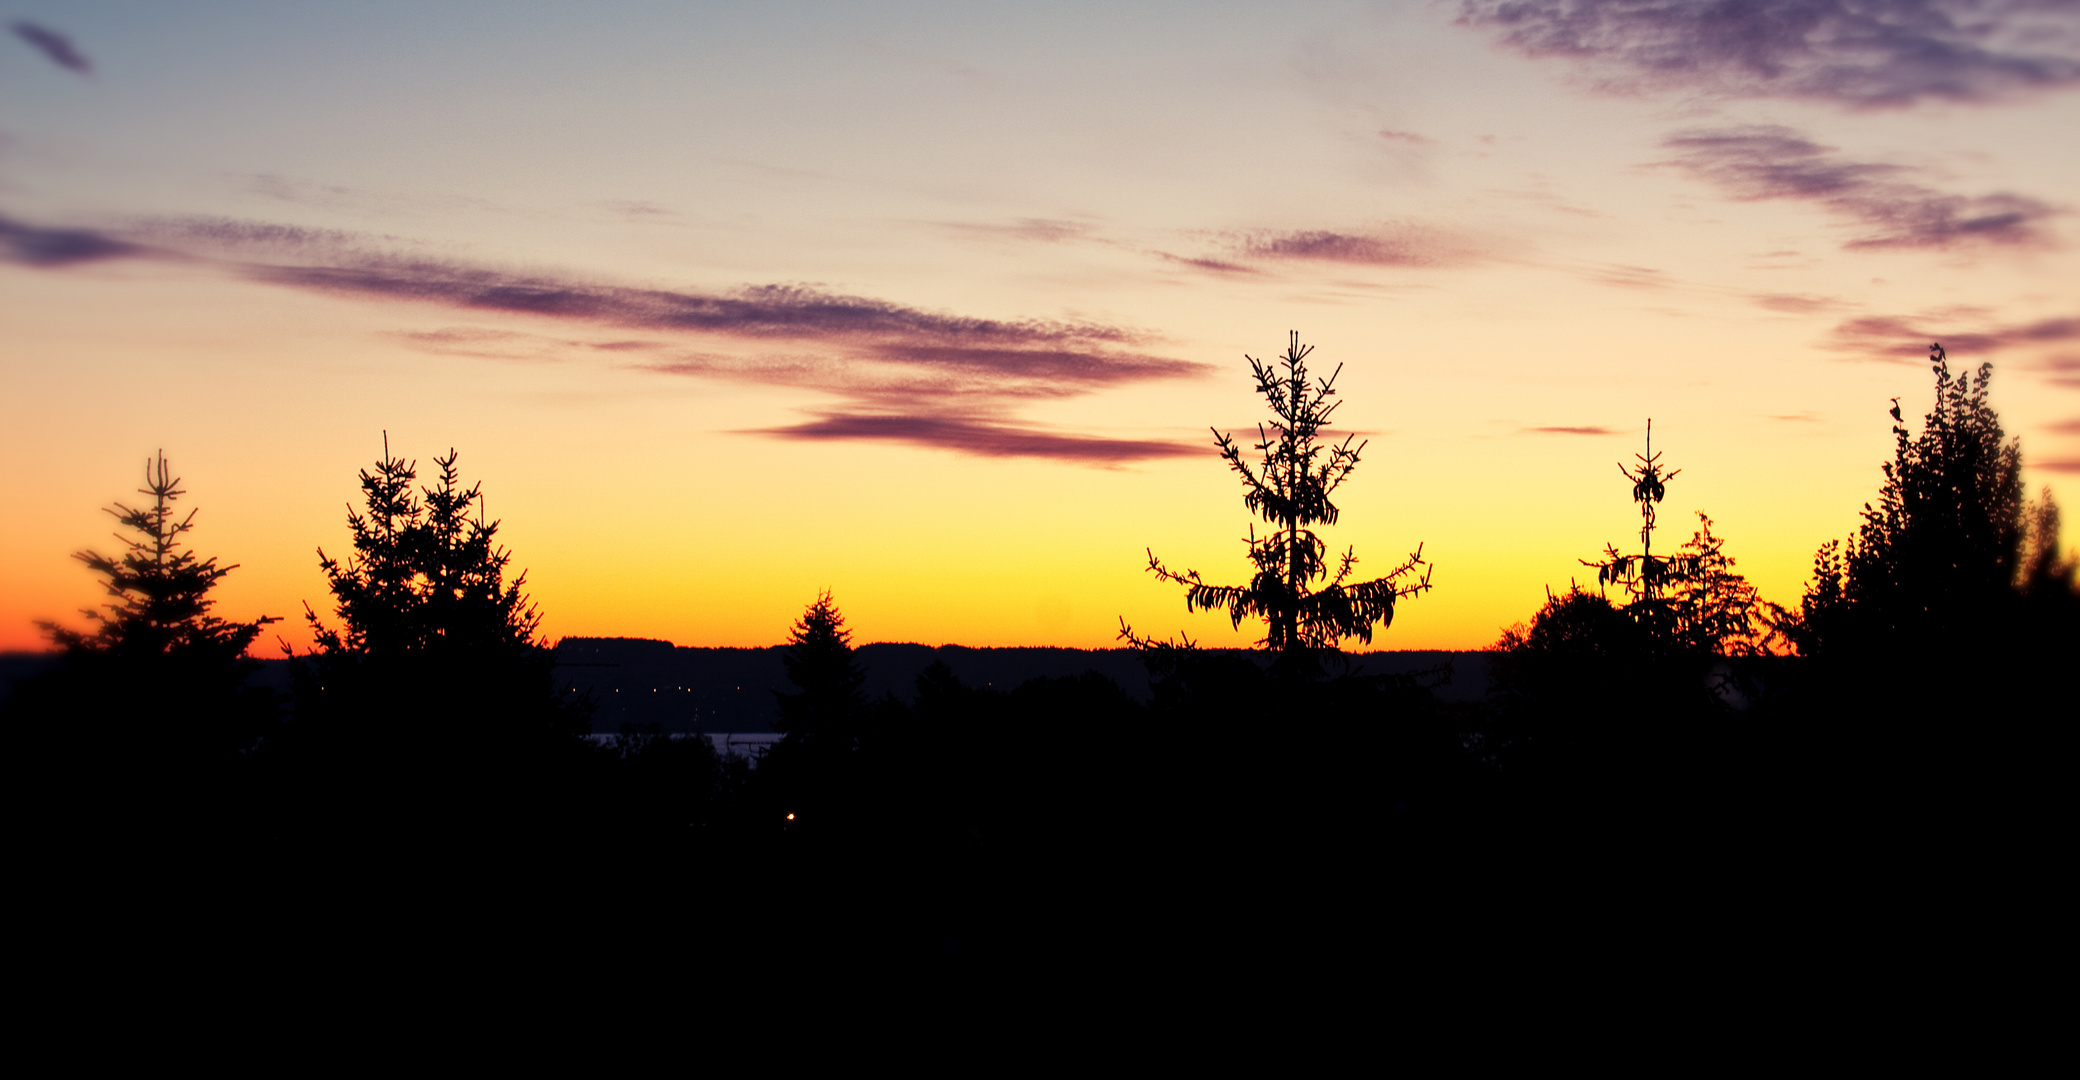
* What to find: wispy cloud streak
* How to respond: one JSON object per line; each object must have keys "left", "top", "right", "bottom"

{"left": 2, "top": 211, "right": 1209, "bottom": 463}
{"left": 1236, "top": 225, "right": 1477, "bottom": 267}
{"left": 0, "top": 216, "right": 138, "bottom": 266}
{"left": 1662, "top": 126, "right": 2060, "bottom": 249}
{"left": 1827, "top": 311, "right": 2080, "bottom": 358}
{"left": 1458, "top": 0, "right": 2080, "bottom": 108}
{"left": 748, "top": 413, "right": 1201, "bottom": 463}
{"left": 10, "top": 21, "right": 91, "bottom": 74}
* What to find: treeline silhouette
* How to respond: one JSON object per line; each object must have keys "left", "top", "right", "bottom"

{"left": 6, "top": 340, "right": 2074, "bottom": 974}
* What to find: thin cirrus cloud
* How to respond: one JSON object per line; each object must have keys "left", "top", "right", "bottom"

{"left": 1826, "top": 311, "right": 2080, "bottom": 361}
{"left": 1661, "top": 126, "right": 2061, "bottom": 250}
{"left": 10, "top": 21, "right": 91, "bottom": 74}
{"left": 2, "top": 211, "right": 1211, "bottom": 464}
{"left": 1235, "top": 226, "right": 1477, "bottom": 267}
{"left": 1524, "top": 425, "right": 1618, "bottom": 435}
{"left": 1457, "top": 0, "right": 2080, "bottom": 109}
{"left": 2036, "top": 355, "right": 2080, "bottom": 388}
{"left": 740, "top": 413, "right": 1202, "bottom": 463}
{"left": 941, "top": 218, "right": 1095, "bottom": 244}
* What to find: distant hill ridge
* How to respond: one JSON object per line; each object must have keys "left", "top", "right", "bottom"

{"left": 553, "top": 637, "right": 1491, "bottom": 734}
{"left": 0, "top": 641, "right": 1491, "bottom": 733}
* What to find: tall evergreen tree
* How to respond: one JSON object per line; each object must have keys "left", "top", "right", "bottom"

{"left": 296, "top": 439, "right": 583, "bottom": 748}
{"left": 6, "top": 454, "right": 279, "bottom": 856}
{"left": 1130, "top": 332, "right": 1431, "bottom": 669}
{"left": 774, "top": 590, "right": 866, "bottom": 744}
{"left": 8, "top": 453, "right": 278, "bottom": 760}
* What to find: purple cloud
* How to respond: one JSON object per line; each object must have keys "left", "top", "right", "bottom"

{"left": 0, "top": 216, "right": 137, "bottom": 266}
{"left": 2038, "top": 354, "right": 2080, "bottom": 387}
{"left": 1458, "top": 0, "right": 2080, "bottom": 108}
{"left": 11, "top": 21, "right": 90, "bottom": 74}
{"left": 943, "top": 218, "right": 1093, "bottom": 243}
{"left": 1751, "top": 292, "right": 1839, "bottom": 314}
{"left": 747, "top": 413, "right": 1201, "bottom": 463}
{"left": 1585, "top": 263, "right": 1672, "bottom": 288}
{"left": 1524, "top": 425, "right": 1619, "bottom": 435}
{"left": 2033, "top": 458, "right": 2080, "bottom": 472}
{"left": 1827, "top": 311, "right": 2080, "bottom": 359}
{"left": 1155, "top": 251, "right": 1259, "bottom": 275}
{"left": 1377, "top": 128, "right": 1437, "bottom": 145}
{"left": 1203, "top": 222, "right": 1494, "bottom": 273}
{"left": 2043, "top": 417, "right": 2080, "bottom": 434}
{"left": 1240, "top": 228, "right": 1454, "bottom": 266}
{"left": 1662, "top": 126, "right": 2061, "bottom": 249}
{"left": 3, "top": 210, "right": 1210, "bottom": 464}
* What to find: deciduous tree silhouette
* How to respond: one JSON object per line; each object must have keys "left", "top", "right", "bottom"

{"left": 1786, "top": 343, "right": 2034, "bottom": 658}
{"left": 1128, "top": 332, "right": 1430, "bottom": 670}
{"left": 1772, "top": 343, "right": 2076, "bottom": 860}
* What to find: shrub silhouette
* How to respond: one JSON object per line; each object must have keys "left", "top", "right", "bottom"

{"left": 1129, "top": 331, "right": 1430, "bottom": 672}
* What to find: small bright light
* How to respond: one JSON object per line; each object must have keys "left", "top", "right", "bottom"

{"left": 786, "top": 813, "right": 795, "bottom": 821}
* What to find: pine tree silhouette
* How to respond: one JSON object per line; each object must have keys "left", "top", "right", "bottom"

{"left": 1127, "top": 332, "right": 1430, "bottom": 670}
{"left": 774, "top": 590, "right": 867, "bottom": 744}
{"left": 6, "top": 454, "right": 279, "bottom": 848}
{"left": 296, "top": 438, "right": 583, "bottom": 749}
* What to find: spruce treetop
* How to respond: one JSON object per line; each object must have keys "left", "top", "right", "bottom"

{"left": 1130, "top": 332, "right": 1430, "bottom": 662}
{"left": 44, "top": 451, "right": 275, "bottom": 659}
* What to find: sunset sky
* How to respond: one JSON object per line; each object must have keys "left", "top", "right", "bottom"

{"left": 4, "top": 1, "right": 2077, "bottom": 654}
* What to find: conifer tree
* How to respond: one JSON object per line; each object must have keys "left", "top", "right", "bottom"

{"left": 774, "top": 590, "right": 867, "bottom": 743}
{"left": 9, "top": 453, "right": 278, "bottom": 766}
{"left": 1129, "top": 332, "right": 1430, "bottom": 668}
{"left": 297, "top": 438, "right": 581, "bottom": 745}
{"left": 1581, "top": 425, "right": 1768, "bottom": 656}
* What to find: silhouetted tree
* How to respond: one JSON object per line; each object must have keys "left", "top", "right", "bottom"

{"left": 293, "top": 439, "right": 584, "bottom": 767}
{"left": 1130, "top": 331, "right": 1430, "bottom": 671}
{"left": 8, "top": 453, "right": 278, "bottom": 760}
{"left": 1786, "top": 344, "right": 2031, "bottom": 658}
{"left": 1584, "top": 420, "right": 1695, "bottom": 614}
{"left": 1578, "top": 425, "right": 1770, "bottom": 657}
{"left": 1664, "top": 513, "right": 1772, "bottom": 657}
{"left": 1767, "top": 344, "right": 2077, "bottom": 859}
{"left": 774, "top": 590, "right": 867, "bottom": 745}
{"left": 5, "top": 454, "right": 279, "bottom": 853}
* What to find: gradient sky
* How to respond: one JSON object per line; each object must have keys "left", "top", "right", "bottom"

{"left": 4, "top": 0, "right": 2077, "bottom": 654}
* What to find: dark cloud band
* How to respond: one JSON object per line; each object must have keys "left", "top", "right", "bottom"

{"left": 747, "top": 413, "right": 1202, "bottom": 463}
{"left": 1828, "top": 311, "right": 2080, "bottom": 358}
{"left": 1662, "top": 125, "right": 2060, "bottom": 250}
{"left": 2, "top": 211, "right": 1209, "bottom": 465}
{"left": 1459, "top": 0, "right": 2080, "bottom": 108}
{"left": 10, "top": 21, "right": 91, "bottom": 75}
{"left": 0, "top": 216, "right": 138, "bottom": 266}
